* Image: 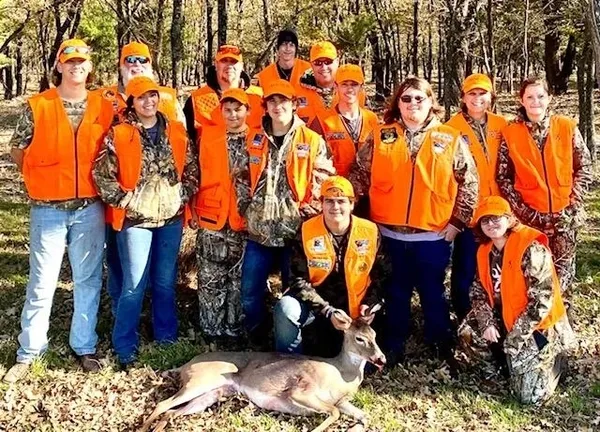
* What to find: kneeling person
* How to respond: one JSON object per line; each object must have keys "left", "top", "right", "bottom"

{"left": 274, "top": 176, "right": 385, "bottom": 356}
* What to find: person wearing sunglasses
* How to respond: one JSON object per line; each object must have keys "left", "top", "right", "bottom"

{"left": 231, "top": 79, "right": 335, "bottom": 346}
{"left": 296, "top": 41, "right": 367, "bottom": 134}
{"left": 496, "top": 76, "right": 592, "bottom": 298}
{"left": 92, "top": 76, "right": 199, "bottom": 369}
{"left": 4, "top": 39, "right": 114, "bottom": 383}
{"left": 255, "top": 29, "right": 310, "bottom": 90}
{"left": 184, "top": 44, "right": 263, "bottom": 145}
{"left": 468, "top": 196, "right": 575, "bottom": 404}
{"left": 188, "top": 88, "right": 251, "bottom": 339}
{"left": 348, "top": 77, "right": 479, "bottom": 370}
{"left": 444, "top": 74, "right": 508, "bottom": 324}
{"left": 99, "top": 41, "right": 185, "bottom": 125}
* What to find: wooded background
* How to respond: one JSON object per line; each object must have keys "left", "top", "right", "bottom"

{"left": 1, "top": 0, "right": 600, "bottom": 147}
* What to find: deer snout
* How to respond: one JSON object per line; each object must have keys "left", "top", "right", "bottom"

{"left": 368, "top": 352, "right": 386, "bottom": 371}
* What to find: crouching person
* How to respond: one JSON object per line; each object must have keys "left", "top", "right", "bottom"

{"left": 274, "top": 176, "right": 385, "bottom": 357}
{"left": 470, "top": 196, "right": 576, "bottom": 404}
{"left": 93, "top": 76, "right": 198, "bottom": 368}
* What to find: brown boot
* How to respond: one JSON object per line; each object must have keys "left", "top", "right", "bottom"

{"left": 77, "top": 354, "right": 103, "bottom": 373}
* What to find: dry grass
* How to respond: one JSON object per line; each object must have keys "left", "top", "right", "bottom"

{"left": 0, "top": 92, "right": 598, "bottom": 431}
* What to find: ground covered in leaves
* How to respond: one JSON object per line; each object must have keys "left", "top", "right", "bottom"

{"left": 0, "top": 92, "right": 599, "bottom": 431}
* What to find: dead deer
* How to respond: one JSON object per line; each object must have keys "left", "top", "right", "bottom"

{"left": 140, "top": 307, "right": 386, "bottom": 432}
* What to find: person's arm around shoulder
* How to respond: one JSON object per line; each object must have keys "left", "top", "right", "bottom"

{"left": 301, "top": 134, "right": 335, "bottom": 218}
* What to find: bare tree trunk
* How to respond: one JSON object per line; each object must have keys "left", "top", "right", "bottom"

{"left": 154, "top": 0, "right": 166, "bottom": 84}
{"left": 205, "top": 0, "right": 214, "bottom": 77}
{"left": 486, "top": 0, "right": 496, "bottom": 80}
{"left": 369, "top": 32, "right": 386, "bottom": 101}
{"left": 544, "top": 0, "right": 576, "bottom": 93}
{"left": 579, "top": 11, "right": 596, "bottom": 160}
{"left": 412, "top": 0, "right": 419, "bottom": 75}
{"left": 2, "top": 47, "right": 14, "bottom": 99}
{"left": 217, "top": 0, "right": 228, "bottom": 46}
{"left": 590, "top": 0, "right": 600, "bottom": 85}
{"left": 437, "top": 15, "right": 443, "bottom": 100}
{"left": 171, "top": 0, "right": 184, "bottom": 89}
{"left": 262, "top": 0, "right": 273, "bottom": 44}
{"left": 15, "top": 38, "right": 24, "bottom": 96}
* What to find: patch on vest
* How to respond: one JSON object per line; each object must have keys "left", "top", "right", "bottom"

{"left": 308, "top": 259, "right": 332, "bottom": 270}
{"left": 298, "top": 97, "right": 308, "bottom": 107}
{"left": 102, "top": 89, "right": 116, "bottom": 100}
{"left": 358, "top": 262, "right": 369, "bottom": 272}
{"left": 251, "top": 134, "right": 264, "bottom": 147}
{"left": 488, "top": 130, "right": 502, "bottom": 140}
{"left": 296, "top": 143, "right": 310, "bottom": 158}
{"left": 354, "top": 239, "right": 370, "bottom": 255}
{"left": 326, "top": 132, "right": 346, "bottom": 140}
{"left": 310, "top": 236, "right": 327, "bottom": 253}
{"left": 431, "top": 131, "right": 452, "bottom": 154}
{"left": 380, "top": 127, "right": 398, "bottom": 144}
{"left": 249, "top": 155, "right": 261, "bottom": 165}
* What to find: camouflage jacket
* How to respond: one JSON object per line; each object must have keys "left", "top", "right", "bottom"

{"left": 496, "top": 112, "right": 592, "bottom": 232}
{"left": 10, "top": 97, "right": 98, "bottom": 211}
{"left": 287, "top": 224, "right": 386, "bottom": 314}
{"left": 231, "top": 115, "right": 335, "bottom": 247}
{"left": 348, "top": 116, "right": 479, "bottom": 231}
{"left": 93, "top": 111, "right": 199, "bottom": 228}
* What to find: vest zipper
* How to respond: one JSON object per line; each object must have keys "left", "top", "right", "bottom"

{"left": 405, "top": 163, "right": 416, "bottom": 224}
{"left": 541, "top": 148, "right": 552, "bottom": 212}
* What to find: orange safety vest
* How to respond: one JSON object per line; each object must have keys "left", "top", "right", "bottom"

{"left": 476, "top": 224, "right": 566, "bottom": 332}
{"left": 98, "top": 85, "right": 180, "bottom": 122}
{"left": 502, "top": 116, "right": 575, "bottom": 213}
{"left": 106, "top": 121, "right": 188, "bottom": 231}
{"left": 296, "top": 85, "right": 367, "bottom": 133}
{"left": 369, "top": 123, "right": 461, "bottom": 231}
{"left": 23, "top": 88, "right": 113, "bottom": 201}
{"left": 246, "top": 125, "right": 322, "bottom": 204}
{"left": 302, "top": 215, "right": 378, "bottom": 319}
{"left": 256, "top": 59, "right": 311, "bottom": 90}
{"left": 446, "top": 112, "right": 507, "bottom": 199}
{"left": 322, "top": 108, "right": 379, "bottom": 177}
{"left": 193, "top": 125, "right": 245, "bottom": 231}
{"left": 189, "top": 85, "right": 263, "bottom": 139}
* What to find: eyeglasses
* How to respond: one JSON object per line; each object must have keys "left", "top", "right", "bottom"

{"left": 125, "top": 56, "right": 150, "bottom": 65}
{"left": 400, "top": 95, "right": 428, "bottom": 104}
{"left": 60, "top": 46, "right": 91, "bottom": 55}
{"left": 480, "top": 215, "right": 504, "bottom": 226}
{"left": 218, "top": 45, "right": 241, "bottom": 55}
{"left": 313, "top": 59, "right": 335, "bottom": 67}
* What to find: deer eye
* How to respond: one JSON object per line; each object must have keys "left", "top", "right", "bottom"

{"left": 355, "top": 336, "right": 366, "bottom": 344}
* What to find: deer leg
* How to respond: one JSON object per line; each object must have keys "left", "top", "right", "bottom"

{"left": 139, "top": 376, "right": 232, "bottom": 432}
{"left": 337, "top": 399, "right": 367, "bottom": 431}
{"left": 287, "top": 392, "right": 340, "bottom": 432}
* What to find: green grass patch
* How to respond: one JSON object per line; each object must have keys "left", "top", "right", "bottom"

{"left": 138, "top": 340, "right": 204, "bottom": 370}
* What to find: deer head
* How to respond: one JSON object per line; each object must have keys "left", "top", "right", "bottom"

{"left": 337, "top": 304, "right": 386, "bottom": 370}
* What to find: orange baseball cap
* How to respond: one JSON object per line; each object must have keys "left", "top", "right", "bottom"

{"left": 472, "top": 196, "right": 512, "bottom": 226}
{"left": 216, "top": 45, "right": 242, "bottom": 63}
{"left": 120, "top": 41, "right": 152, "bottom": 65}
{"left": 125, "top": 76, "right": 160, "bottom": 99}
{"left": 310, "top": 41, "right": 337, "bottom": 62}
{"left": 462, "top": 73, "right": 494, "bottom": 94}
{"left": 335, "top": 64, "right": 364, "bottom": 85}
{"left": 321, "top": 176, "right": 355, "bottom": 199}
{"left": 220, "top": 88, "right": 249, "bottom": 106}
{"left": 58, "top": 39, "right": 91, "bottom": 63}
{"left": 263, "top": 79, "right": 295, "bottom": 99}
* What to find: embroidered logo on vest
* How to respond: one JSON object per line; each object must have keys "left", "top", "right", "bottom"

{"left": 249, "top": 155, "right": 261, "bottom": 165}
{"left": 296, "top": 143, "right": 310, "bottom": 158}
{"left": 298, "top": 97, "right": 308, "bottom": 107}
{"left": 308, "top": 259, "right": 332, "bottom": 270}
{"left": 354, "top": 239, "right": 370, "bottom": 255}
{"left": 251, "top": 134, "right": 264, "bottom": 147}
{"left": 380, "top": 127, "right": 398, "bottom": 144}
{"left": 310, "top": 236, "right": 326, "bottom": 253}
{"left": 326, "top": 132, "right": 346, "bottom": 140}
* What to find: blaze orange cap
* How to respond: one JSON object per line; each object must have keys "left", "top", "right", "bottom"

{"left": 321, "top": 176, "right": 355, "bottom": 199}
{"left": 263, "top": 79, "right": 295, "bottom": 99}
{"left": 220, "top": 88, "right": 249, "bottom": 106}
{"left": 472, "top": 196, "right": 512, "bottom": 226}
{"left": 120, "top": 42, "right": 152, "bottom": 65}
{"left": 216, "top": 44, "right": 242, "bottom": 63}
{"left": 462, "top": 73, "right": 494, "bottom": 94}
{"left": 125, "top": 76, "right": 160, "bottom": 99}
{"left": 335, "top": 64, "right": 364, "bottom": 85}
{"left": 58, "top": 39, "right": 91, "bottom": 63}
{"left": 310, "top": 41, "right": 337, "bottom": 62}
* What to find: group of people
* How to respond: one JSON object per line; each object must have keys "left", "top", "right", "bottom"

{"left": 3, "top": 28, "right": 591, "bottom": 406}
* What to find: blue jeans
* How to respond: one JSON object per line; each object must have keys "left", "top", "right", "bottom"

{"left": 450, "top": 228, "right": 477, "bottom": 321}
{"left": 17, "top": 202, "right": 105, "bottom": 363}
{"left": 105, "top": 226, "right": 122, "bottom": 317}
{"left": 382, "top": 237, "right": 453, "bottom": 356}
{"left": 240, "top": 240, "right": 292, "bottom": 332}
{"left": 112, "top": 218, "right": 183, "bottom": 363}
{"left": 273, "top": 295, "right": 315, "bottom": 353}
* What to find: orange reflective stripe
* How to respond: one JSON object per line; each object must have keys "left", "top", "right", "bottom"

{"left": 23, "top": 88, "right": 113, "bottom": 200}
{"left": 477, "top": 224, "right": 566, "bottom": 332}
{"left": 503, "top": 116, "right": 575, "bottom": 213}
{"left": 369, "top": 123, "right": 460, "bottom": 231}
{"left": 302, "top": 215, "right": 378, "bottom": 319}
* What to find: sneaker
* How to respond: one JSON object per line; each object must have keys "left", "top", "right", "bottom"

{"left": 3, "top": 363, "right": 30, "bottom": 383}
{"left": 77, "top": 354, "right": 103, "bottom": 373}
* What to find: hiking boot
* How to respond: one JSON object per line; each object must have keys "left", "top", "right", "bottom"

{"left": 77, "top": 354, "right": 103, "bottom": 373}
{"left": 3, "top": 363, "right": 30, "bottom": 383}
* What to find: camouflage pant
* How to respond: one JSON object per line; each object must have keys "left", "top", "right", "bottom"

{"left": 196, "top": 226, "right": 246, "bottom": 337}
{"left": 547, "top": 229, "right": 577, "bottom": 294}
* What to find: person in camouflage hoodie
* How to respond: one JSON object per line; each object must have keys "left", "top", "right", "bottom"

{"left": 231, "top": 79, "right": 335, "bottom": 340}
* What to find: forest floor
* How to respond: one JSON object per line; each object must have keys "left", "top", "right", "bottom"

{"left": 0, "top": 91, "right": 598, "bottom": 431}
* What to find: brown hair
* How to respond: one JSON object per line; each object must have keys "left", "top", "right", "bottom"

{"left": 516, "top": 76, "right": 551, "bottom": 120}
{"left": 472, "top": 215, "right": 518, "bottom": 244}
{"left": 383, "top": 77, "right": 443, "bottom": 124}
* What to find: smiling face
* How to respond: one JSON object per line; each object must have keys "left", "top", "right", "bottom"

{"left": 398, "top": 87, "right": 432, "bottom": 126}
{"left": 312, "top": 57, "right": 339, "bottom": 88}
{"left": 56, "top": 59, "right": 92, "bottom": 85}
{"left": 277, "top": 41, "right": 297, "bottom": 63}
{"left": 463, "top": 88, "right": 492, "bottom": 117}
{"left": 133, "top": 91, "right": 159, "bottom": 120}
{"left": 265, "top": 94, "right": 295, "bottom": 124}
{"left": 120, "top": 60, "right": 153, "bottom": 87}
{"left": 216, "top": 58, "right": 243, "bottom": 85}
{"left": 322, "top": 196, "right": 354, "bottom": 227}
{"left": 480, "top": 214, "right": 512, "bottom": 240}
{"left": 337, "top": 80, "right": 361, "bottom": 105}
{"left": 520, "top": 83, "right": 551, "bottom": 122}
{"left": 221, "top": 100, "right": 248, "bottom": 131}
